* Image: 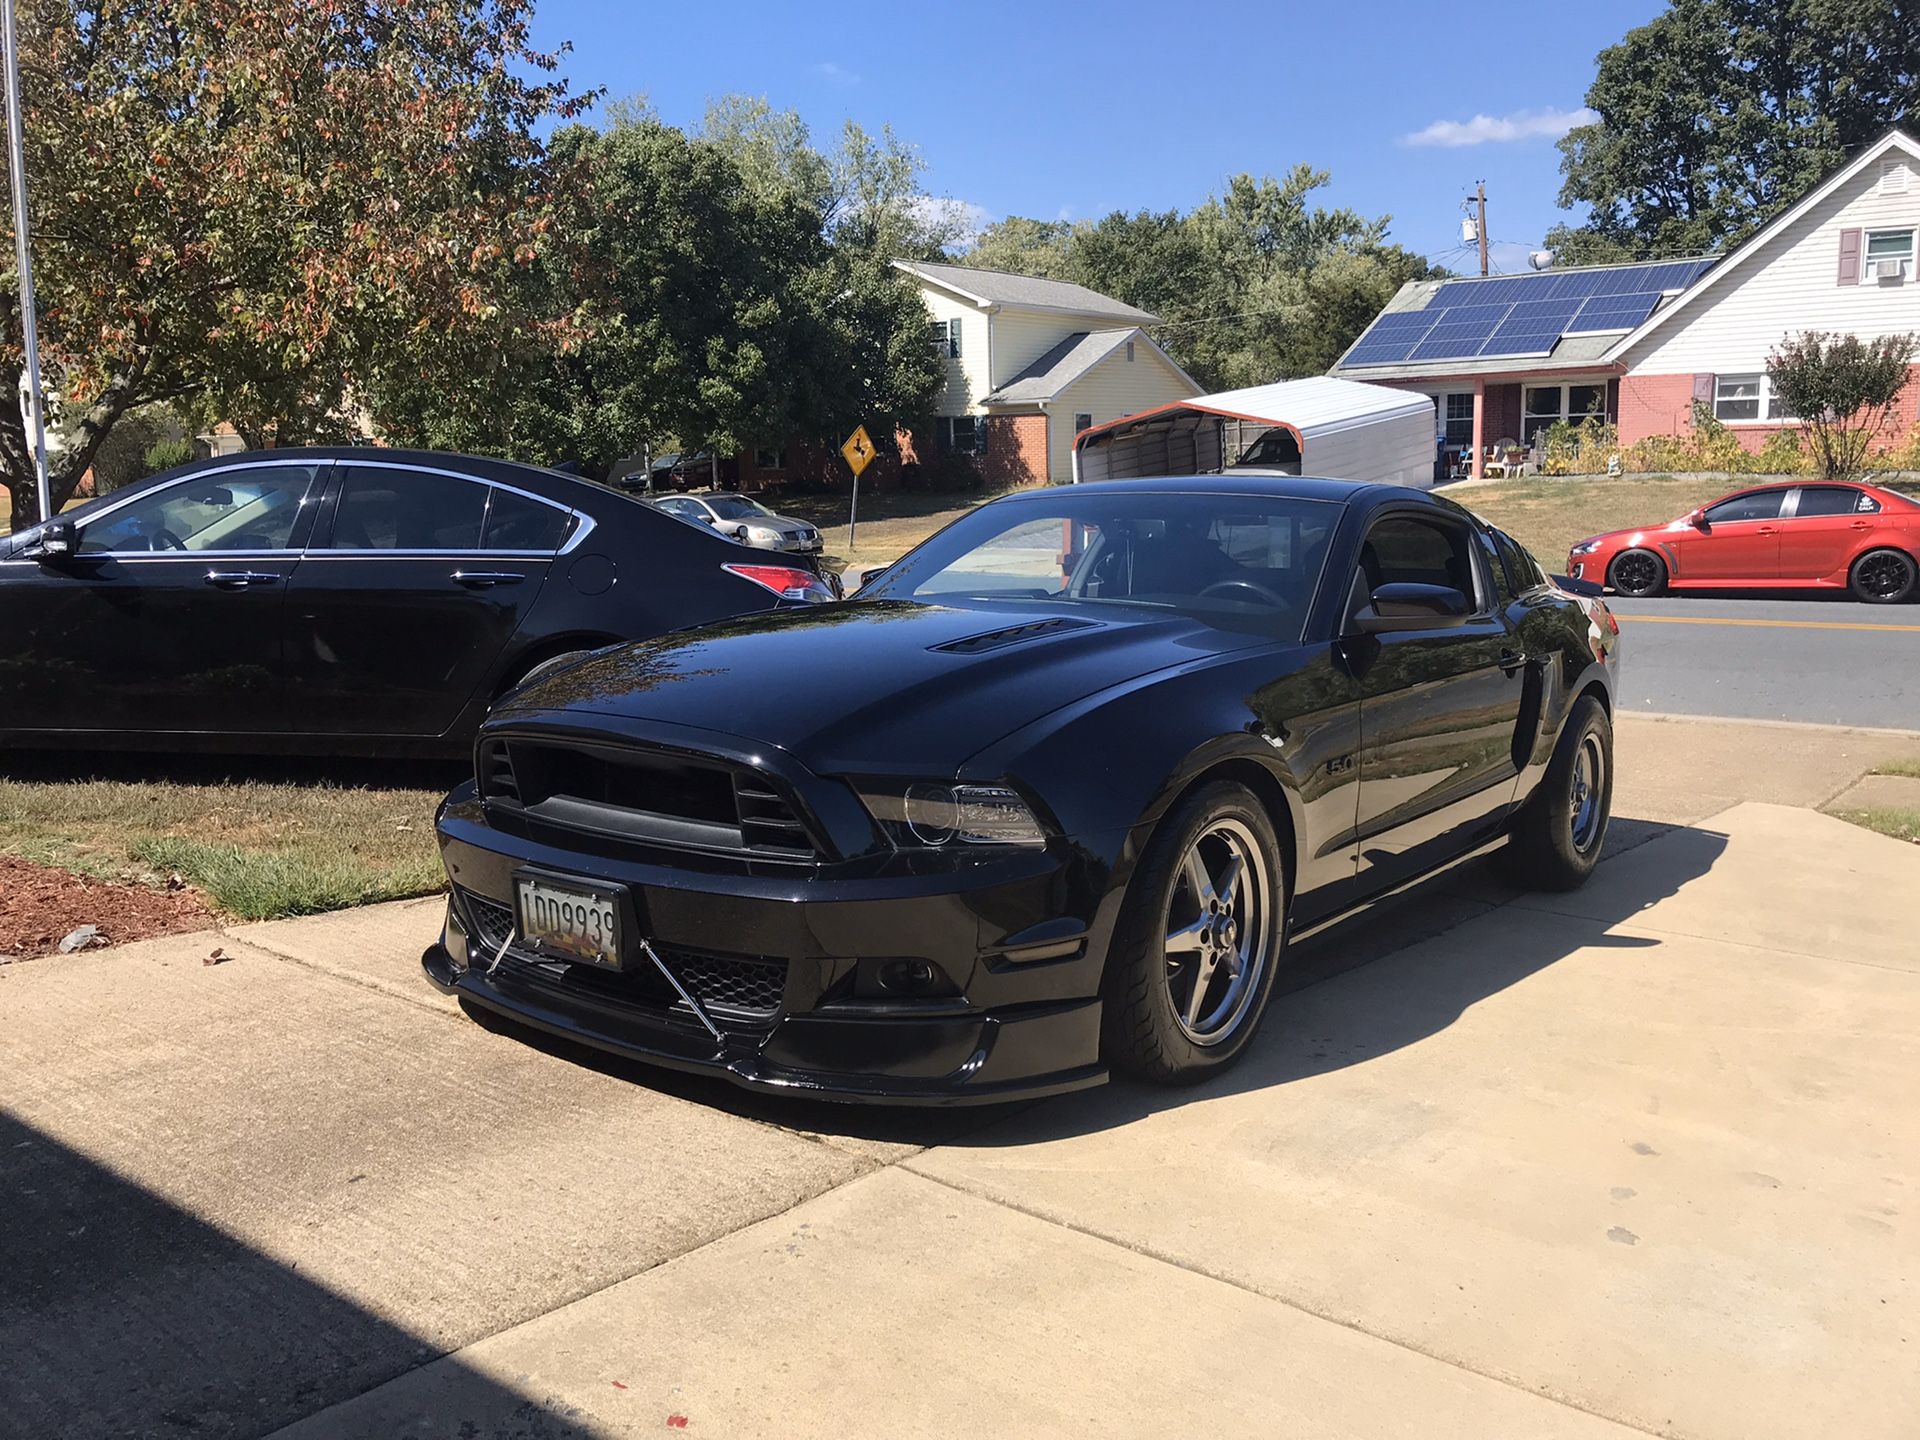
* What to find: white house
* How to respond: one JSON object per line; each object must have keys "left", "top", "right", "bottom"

{"left": 1331, "top": 129, "right": 1920, "bottom": 476}
{"left": 891, "top": 259, "right": 1203, "bottom": 486}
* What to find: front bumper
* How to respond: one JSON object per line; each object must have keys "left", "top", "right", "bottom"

{"left": 426, "top": 789, "right": 1117, "bottom": 1105}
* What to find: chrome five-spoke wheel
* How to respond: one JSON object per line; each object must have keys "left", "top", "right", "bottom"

{"left": 1162, "top": 818, "right": 1273, "bottom": 1046}
{"left": 1569, "top": 731, "right": 1606, "bottom": 854}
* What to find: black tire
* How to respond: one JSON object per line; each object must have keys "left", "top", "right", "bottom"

{"left": 1849, "top": 548, "right": 1916, "bottom": 604}
{"left": 1607, "top": 548, "right": 1666, "bottom": 598}
{"left": 1100, "top": 780, "right": 1287, "bottom": 1084}
{"left": 1499, "top": 695, "right": 1613, "bottom": 891}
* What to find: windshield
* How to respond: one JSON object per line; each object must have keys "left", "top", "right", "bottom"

{"left": 704, "top": 495, "right": 771, "bottom": 521}
{"left": 863, "top": 490, "right": 1342, "bottom": 640}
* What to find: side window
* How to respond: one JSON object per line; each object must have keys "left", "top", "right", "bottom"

{"left": 328, "top": 466, "right": 487, "bottom": 550}
{"left": 78, "top": 466, "right": 318, "bottom": 554}
{"left": 1490, "top": 526, "right": 1546, "bottom": 595}
{"left": 1356, "top": 515, "right": 1481, "bottom": 612}
{"left": 483, "top": 488, "right": 574, "bottom": 552}
{"left": 1703, "top": 490, "right": 1785, "bottom": 524}
{"left": 1794, "top": 486, "right": 1878, "bottom": 518}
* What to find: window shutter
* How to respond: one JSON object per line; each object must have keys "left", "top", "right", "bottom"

{"left": 948, "top": 316, "right": 962, "bottom": 358}
{"left": 1838, "top": 227, "right": 1862, "bottom": 285}
{"left": 1691, "top": 374, "right": 1715, "bottom": 404}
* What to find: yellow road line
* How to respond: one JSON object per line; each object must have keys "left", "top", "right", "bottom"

{"left": 1618, "top": 614, "right": 1920, "bottom": 633}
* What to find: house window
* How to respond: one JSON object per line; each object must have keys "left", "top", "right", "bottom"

{"left": 1521, "top": 384, "right": 1607, "bottom": 443}
{"left": 1442, "top": 392, "right": 1475, "bottom": 446}
{"left": 754, "top": 445, "right": 784, "bottom": 470}
{"left": 938, "top": 416, "right": 984, "bottom": 455}
{"left": 1713, "top": 374, "right": 1795, "bottom": 422}
{"left": 1074, "top": 412, "right": 1093, "bottom": 435}
{"left": 1125, "top": 340, "right": 1135, "bottom": 362}
{"left": 927, "top": 319, "right": 949, "bottom": 355}
{"left": 1864, "top": 229, "right": 1915, "bottom": 281}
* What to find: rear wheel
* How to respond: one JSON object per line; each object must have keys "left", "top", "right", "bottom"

{"left": 1499, "top": 695, "right": 1613, "bottom": 891}
{"left": 1607, "top": 549, "right": 1666, "bottom": 598}
{"left": 1101, "top": 781, "right": 1285, "bottom": 1084}
{"left": 1849, "top": 548, "right": 1916, "bottom": 604}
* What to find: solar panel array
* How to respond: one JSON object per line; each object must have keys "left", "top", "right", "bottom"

{"left": 1342, "top": 258, "right": 1714, "bottom": 368}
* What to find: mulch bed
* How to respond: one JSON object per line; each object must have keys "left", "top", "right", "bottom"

{"left": 0, "top": 856, "right": 215, "bottom": 961}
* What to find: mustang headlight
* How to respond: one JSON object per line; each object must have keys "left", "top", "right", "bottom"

{"left": 861, "top": 782, "right": 1048, "bottom": 849}
{"left": 1568, "top": 539, "right": 1602, "bottom": 556}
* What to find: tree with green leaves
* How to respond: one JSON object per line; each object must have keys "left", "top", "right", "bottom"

{"left": 1550, "top": 0, "right": 1919, "bottom": 261}
{"left": 965, "top": 167, "right": 1438, "bottom": 390}
{"left": 1766, "top": 330, "right": 1920, "bottom": 477}
{"left": 0, "top": 0, "right": 588, "bottom": 530}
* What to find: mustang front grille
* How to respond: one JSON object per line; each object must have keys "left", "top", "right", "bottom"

{"left": 455, "top": 887, "right": 789, "bottom": 1021}
{"left": 477, "top": 736, "right": 822, "bottom": 863}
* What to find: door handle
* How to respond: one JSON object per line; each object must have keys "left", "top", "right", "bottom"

{"left": 1498, "top": 649, "right": 1530, "bottom": 675}
{"left": 204, "top": 570, "right": 282, "bottom": 590}
{"left": 1851, "top": 520, "right": 1873, "bottom": 530}
{"left": 451, "top": 571, "right": 526, "bottom": 588}
{"left": 1754, "top": 525, "right": 1776, "bottom": 535}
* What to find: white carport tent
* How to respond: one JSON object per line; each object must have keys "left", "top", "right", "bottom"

{"left": 1072, "top": 376, "right": 1438, "bottom": 489}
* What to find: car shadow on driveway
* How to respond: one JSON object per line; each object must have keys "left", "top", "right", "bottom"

{"left": 0, "top": 1110, "right": 596, "bottom": 1440}
{"left": 461, "top": 817, "right": 1726, "bottom": 1151}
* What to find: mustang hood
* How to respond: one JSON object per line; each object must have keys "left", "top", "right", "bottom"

{"left": 502, "top": 600, "right": 1265, "bottom": 775}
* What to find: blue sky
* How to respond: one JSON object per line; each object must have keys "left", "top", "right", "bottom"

{"left": 531, "top": 0, "right": 1667, "bottom": 274}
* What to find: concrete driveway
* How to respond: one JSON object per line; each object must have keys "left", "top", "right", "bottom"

{"left": 2, "top": 716, "right": 1916, "bottom": 1440}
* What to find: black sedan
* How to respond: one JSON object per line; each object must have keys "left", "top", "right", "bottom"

{"left": 0, "top": 448, "right": 834, "bottom": 754}
{"left": 425, "top": 476, "right": 1621, "bottom": 1102}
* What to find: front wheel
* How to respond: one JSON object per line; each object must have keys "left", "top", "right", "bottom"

{"left": 1499, "top": 695, "right": 1613, "bottom": 891}
{"left": 1607, "top": 548, "right": 1666, "bottom": 598}
{"left": 1101, "top": 781, "right": 1286, "bottom": 1084}
{"left": 1850, "top": 548, "right": 1916, "bottom": 604}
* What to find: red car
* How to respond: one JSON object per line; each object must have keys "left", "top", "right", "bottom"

{"left": 1567, "top": 481, "right": 1920, "bottom": 603}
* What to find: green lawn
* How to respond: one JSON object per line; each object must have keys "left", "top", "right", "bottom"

{"left": 0, "top": 757, "right": 455, "bottom": 921}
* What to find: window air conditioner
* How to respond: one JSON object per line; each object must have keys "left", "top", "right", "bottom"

{"left": 1865, "top": 257, "right": 1909, "bottom": 281}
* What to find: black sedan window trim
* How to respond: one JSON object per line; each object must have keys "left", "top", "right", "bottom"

{"left": 60, "top": 459, "right": 331, "bottom": 558}
{"left": 308, "top": 462, "right": 594, "bottom": 559}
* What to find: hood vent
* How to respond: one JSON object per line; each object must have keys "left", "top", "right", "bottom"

{"left": 482, "top": 741, "right": 521, "bottom": 805}
{"left": 933, "top": 617, "right": 1098, "bottom": 655}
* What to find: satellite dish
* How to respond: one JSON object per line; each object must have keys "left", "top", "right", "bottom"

{"left": 1528, "top": 249, "right": 1557, "bottom": 271}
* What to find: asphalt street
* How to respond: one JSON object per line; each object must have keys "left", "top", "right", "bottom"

{"left": 1606, "top": 592, "right": 1920, "bottom": 729}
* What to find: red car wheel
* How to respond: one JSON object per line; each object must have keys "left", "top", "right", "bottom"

{"left": 1607, "top": 548, "right": 1666, "bottom": 598}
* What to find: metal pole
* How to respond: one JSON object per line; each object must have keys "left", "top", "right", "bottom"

{"left": 2, "top": 0, "right": 49, "bottom": 525}
{"left": 846, "top": 469, "right": 859, "bottom": 551}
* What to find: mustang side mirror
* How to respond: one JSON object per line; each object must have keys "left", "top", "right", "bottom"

{"left": 30, "top": 519, "right": 77, "bottom": 563}
{"left": 1354, "top": 582, "right": 1473, "bottom": 634}
{"left": 849, "top": 564, "right": 888, "bottom": 594}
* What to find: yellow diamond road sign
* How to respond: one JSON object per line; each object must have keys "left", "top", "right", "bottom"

{"left": 841, "top": 424, "right": 876, "bottom": 477}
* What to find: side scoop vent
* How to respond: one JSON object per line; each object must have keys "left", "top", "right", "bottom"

{"left": 932, "top": 617, "right": 1097, "bottom": 655}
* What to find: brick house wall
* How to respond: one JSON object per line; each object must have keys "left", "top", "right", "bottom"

{"left": 981, "top": 414, "right": 1048, "bottom": 487}
{"left": 1620, "top": 364, "right": 1920, "bottom": 453}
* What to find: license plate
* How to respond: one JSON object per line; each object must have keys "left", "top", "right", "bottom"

{"left": 515, "top": 874, "right": 621, "bottom": 968}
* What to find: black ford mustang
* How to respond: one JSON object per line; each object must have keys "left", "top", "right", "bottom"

{"left": 426, "top": 476, "right": 1621, "bottom": 1102}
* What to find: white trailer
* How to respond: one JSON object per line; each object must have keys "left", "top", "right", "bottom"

{"left": 1073, "top": 376, "right": 1437, "bottom": 489}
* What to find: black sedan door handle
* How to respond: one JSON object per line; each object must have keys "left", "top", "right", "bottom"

{"left": 1498, "top": 649, "right": 1530, "bottom": 674}
{"left": 451, "top": 571, "right": 526, "bottom": 589}
{"left": 204, "top": 570, "right": 283, "bottom": 590}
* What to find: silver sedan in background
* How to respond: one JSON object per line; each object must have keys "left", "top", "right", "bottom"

{"left": 648, "top": 491, "right": 823, "bottom": 554}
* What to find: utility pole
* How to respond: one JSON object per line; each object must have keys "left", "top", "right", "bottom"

{"left": 1474, "top": 180, "right": 1489, "bottom": 278}
{"left": 2, "top": 0, "right": 49, "bottom": 526}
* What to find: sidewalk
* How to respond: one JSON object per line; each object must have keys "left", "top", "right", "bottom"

{"left": 2, "top": 715, "right": 1916, "bottom": 1439}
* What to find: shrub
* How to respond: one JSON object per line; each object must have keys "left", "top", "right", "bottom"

{"left": 1767, "top": 330, "right": 1920, "bottom": 478}
{"left": 143, "top": 437, "right": 196, "bottom": 474}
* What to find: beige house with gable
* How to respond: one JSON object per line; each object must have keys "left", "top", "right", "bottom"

{"left": 892, "top": 260, "right": 1203, "bottom": 485}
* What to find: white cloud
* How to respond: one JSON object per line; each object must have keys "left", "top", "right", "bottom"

{"left": 812, "top": 61, "right": 860, "bottom": 85}
{"left": 907, "top": 196, "right": 994, "bottom": 245}
{"left": 1402, "top": 107, "right": 1598, "bottom": 148}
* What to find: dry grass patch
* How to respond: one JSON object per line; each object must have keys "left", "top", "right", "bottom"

{"left": 1829, "top": 806, "right": 1920, "bottom": 844}
{"left": 773, "top": 487, "right": 1015, "bottom": 573}
{"left": 0, "top": 759, "right": 454, "bottom": 920}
